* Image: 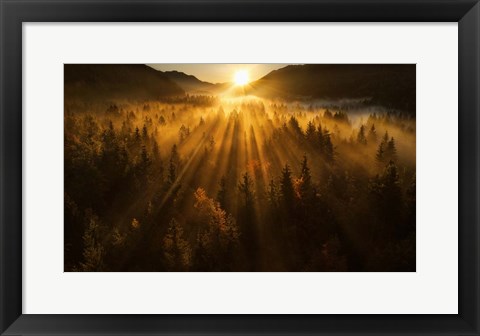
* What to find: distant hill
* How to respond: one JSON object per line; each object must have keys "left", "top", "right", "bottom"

{"left": 64, "top": 64, "right": 184, "bottom": 102}
{"left": 247, "top": 64, "right": 416, "bottom": 112}
{"left": 163, "top": 70, "right": 215, "bottom": 93}
{"left": 163, "top": 70, "right": 229, "bottom": 95}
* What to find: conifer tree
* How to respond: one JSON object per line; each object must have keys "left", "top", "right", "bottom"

{"left": 152, "top": 139, "right": 160, "bottom": 162}
{"left": 317, "top": 124, "right": 325, "bottom": 152}
{"left": 168, "top": 144, "right": 180, "bottom": 184}
{"left": 357, "top": 125, "right": 367, "bottom": 145}
{"left": 238, "top": 172, "right": 255, "bottom": 209}
{"left": 80, "top": 212, "right": 104, "bottom": 271}
{"left": 368, "top": 124, "right": 378, "bottom": 143}
{"left": 159, "top": 115, "right": 166, "bottom": 125}
{"left": 217, "top": 176, "right": 228, "bottom": 210}
{"left": 288, "top": 116, "right": 303, "bottom": 138}
{"left": 134, "top": 126, "right": 141, "bottom": 143}
{"left": 323, "top": 129, "right": 334, "bottom": 162}
{"left": 280, "top": 164, "right": 295, "bottom": 209}
{"left": 305, "top": 121, "right": 317, "bottom": 145}
{"left": 140, "top": 145, "right": 151, "bottom": 173}
{"left": 375, "top": 142, "right": 385, "bottom": 166}
{"left": 163, "top": 218, "right": 191, "bottom": 271}
{"left": 142, "top": 124, "right": 149, "bottom": 141}
{"left": 267, "top": 179, "right": 279, "bottom": 208}
{"left": 299, "top": 155, "right": 313, "bottom": 201}
{"left": 385, "top": 137, "right": 398, "bottom": 162}
{"left": 369, "top": 160, "right": 403, "bottom": 239}
{"left": 376, "top": 131, "right": 397, "bottom": 167}
{"left": 382, "top": 130, "right": 389, "bottom": 143}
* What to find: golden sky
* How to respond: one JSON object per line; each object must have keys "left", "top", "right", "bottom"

{"left": 147, "top": 64, "right": 289, "bottom": 84}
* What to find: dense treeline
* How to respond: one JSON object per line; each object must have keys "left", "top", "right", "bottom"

{"left": 65, "top": 96, "right": 415, "bottom": 271}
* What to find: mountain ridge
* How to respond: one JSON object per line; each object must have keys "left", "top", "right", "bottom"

{"left": 64, "top": 64, "right": 184, "bottom": 102}
{"left": 162, "top": 70, "right": 230, "bottom": 94}
{"left": 247, "top": 64, "right": 416, "bottom": 112}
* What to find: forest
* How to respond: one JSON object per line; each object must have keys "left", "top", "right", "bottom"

{"left": 64, "top": 64, "right": 416, "bottom": 272}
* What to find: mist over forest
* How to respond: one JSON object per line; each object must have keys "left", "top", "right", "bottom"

{"left": 64, "top": 64, "right": 416, "bottom": 272}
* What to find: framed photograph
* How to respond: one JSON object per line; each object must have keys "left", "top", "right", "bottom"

{"left": 1, "top": 0, "right": 479, "bottom": 335}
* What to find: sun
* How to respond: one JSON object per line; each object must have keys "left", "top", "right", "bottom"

{"left": 234, "top": 70, "right": 249, "bottom": 86}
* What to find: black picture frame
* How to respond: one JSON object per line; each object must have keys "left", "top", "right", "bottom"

{"left": 1, "top": 0, "right": 479, "bottom": 335}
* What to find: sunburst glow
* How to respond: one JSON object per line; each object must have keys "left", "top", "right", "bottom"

{"left": 234, "top": 70, "right": 249, "bottom": 86}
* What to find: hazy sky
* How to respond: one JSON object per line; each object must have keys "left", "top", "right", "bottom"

{"left": 147, "top": 64, "right": 289, "bottom": 84}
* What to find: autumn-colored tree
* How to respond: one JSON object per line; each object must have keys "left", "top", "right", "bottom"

{"left": 163, "top": 218, "right": 191, "bottom": 271}
{"left": 193, "top": 188, "right": 239, "bottom": 271}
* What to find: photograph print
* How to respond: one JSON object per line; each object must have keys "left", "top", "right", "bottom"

{"left": 64, "top": 64, "right": 416, "bottom": 272}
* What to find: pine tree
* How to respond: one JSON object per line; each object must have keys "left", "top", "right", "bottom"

{"left": 317, "top": 124, "right": 325, "bottom": 152}
{"left": 119, "top": 145, "right": 129, "bottom": 175}
{"left": 305, "top": 121, "right": 317, "bottom": 145}
{"left": 375, "top": 142, "right": 385, "bottom": 166}
{"left": 238, "top": 172, "right": 255, "bottom": 209}
{"left": 163, "top": 218, "right": 191, "bottom": 271}
{"left": 299, "top": 155, "right": 313, "bottom": 201}
{"left": 323, "top": 129, "right": 334, "bottom": 162}
{"left": 142, "top": 124, "right": 149, "bottom": 141}
{"left": 385, "top": 137, "right": 398, "bottom": 162}
{"left": 179, "top": 124, "right": 189, "bottom": 143}
{"left": 101, "top": 121, "right": 118, "bottom": 153}
{"left": 376, "top": 131, "right": 396, "bottom": 167}
{"left": 357, "top": 125, "right": 367, "bottom": 145}
{"left": 80, "top": 212, "right": 104, "bottom": 271}
{"left": 99, "top": 121, "right": 121, "bottom": 185}
{"left": 369, "top": 161, "right": 403, "bottom": 239}
{"left": 382, "top": 130, "right": 389, "bottom": 143}
{"left": 280, "top": 164, "right": 295, "bottom": 209}
{"left": 267, "top": 179, "right": 279, "bottom": 208}
{"left": 152, "top": 139, "right": 160, "bottom": 162}
{"left": 134, "top": 126, "right": 141, "bottom": 143}
{"left": 140, "top": 145, "right": 151, "bottom": 173}
{"left": 324, "top": 109, "right": 333, "bottom": 119}
{"left": 382, "top": 160, "right": 400, "bottom": 189}
{"left": 288, "top": 116, "right": 303, "bottom": 138}
{"left": 368, "top": 124, "right": 378, "bottom": 143}
{"left": 217, "top": 176, "right": 228, "bottom": 210}
{"left": 168, "top": 144, "right": 180, "bottom": 184}
{"left": 159, "top": 115, "right": 166, "bottom": 125}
